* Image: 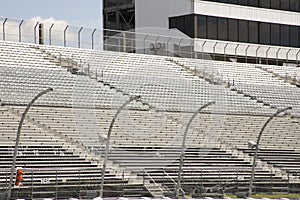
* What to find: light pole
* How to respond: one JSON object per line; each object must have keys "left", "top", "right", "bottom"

{"left": 176, "top": 101, "right": 215, "bottom": 198}
{"left": 7, "top": 88, "right": 53, "bottom": 200}
{"left": 248, "top": 106, "right": 292, "bottom": 197}
{"left": 99, "top": 95, "right": 141, "bottom": 197}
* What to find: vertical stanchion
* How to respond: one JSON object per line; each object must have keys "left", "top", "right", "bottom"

{"left": 3, "top": 18, "right": 8, "bottom": 41}
{"left": 176, "top": 101, "right": 215, "bottom": 198}
{"left": 78, "top": 27, "right": 83, "bottom": 48}
{"left": 49, "top": 24, "right": 54, "bottom": 45}
{"left": 248, "top": 107, "right": 292, "bottom": 197}
{"left": 91, "top": 28, "right": 97, "bottom": 50}
{"left": 64, "top": 25, "right": 69, "bottom": 47}
{"left": 7, "top": 88, "right": 53, "bottom": 200}
{"left": 34, "top": 22, "right": 39, "bottom": 44}
{"left": 18, "top": 20, "right": 24, "bottom": 42}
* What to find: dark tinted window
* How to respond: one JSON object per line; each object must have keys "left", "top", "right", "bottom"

{"left": 249, "top": 21, "right": 258, "bottom": 43}
{"left": 290, "top": 0, "right": 300, "bottom": 12}
{"left": 281, "top": 25, "right": 290, "bottom": 46}
{"left": 218, "top": 18, "right": 228, "bottom": 40}
{"left": 239, "top": 0, "right": 248, "bottom": 6}
{"left": 239, "top": 20, "right": 248, "bottom": 42}
{"left": 271, "top": 24, "right": 280, "bottom": 46}
{"left": 184, "top": 15, "right": 195, "bottom": 38}
{"left": 290, "top": 26, "right": 299, "bottom": 48}
{"left": 259, "top": 22, "right": 271, "bottom": 45}
{"left": 228, "top": 19, "right": 238, "bottom": 42}
{"left": 228, "top": 0, "right": 239, "bottom": 3}
{"left": 197, "top": 16, "right": 207, "bottom": 38}
{"left": 259, "top": 0, "right": 271, "bottom": 8}
{"left": 248, "top": 0, "right": 258, "bottom": 6}
{"left": 207, "top": 16, "right": 218, "bottom": 39}
{"left": 280, "top": 0, "right": 290, "bottom": 10}
{"left": 270, "top": 0, "right": 280, "bottom": 9}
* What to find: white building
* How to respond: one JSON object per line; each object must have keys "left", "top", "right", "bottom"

{"left": 129, "top": 0, "right": 300, "bottom": 64}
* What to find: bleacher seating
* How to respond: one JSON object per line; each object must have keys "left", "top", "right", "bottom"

{"left": 0, "top": 40, "right": 300, "bottom": 198}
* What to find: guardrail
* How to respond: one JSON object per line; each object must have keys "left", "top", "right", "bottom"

{"left": 1, "top": 16, "right": 300, "bottom": 64}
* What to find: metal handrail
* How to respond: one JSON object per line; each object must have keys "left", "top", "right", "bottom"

{"left": 143, "top": 170, "right": 164, "bottom": 194}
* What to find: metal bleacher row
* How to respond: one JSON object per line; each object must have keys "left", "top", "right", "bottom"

{"left": 0, "top": 40, "right": 300, "bottom": 198}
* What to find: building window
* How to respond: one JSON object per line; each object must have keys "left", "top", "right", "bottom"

{"left": 248, "top": 0, "right": 258, "bottom": 7}
{"left": 184, "top": 15, "right": 195, "bottom": 38}
{"left": 280, "top": 0, "right": 290, "bottom": 11}
{"left": 290, "top": 26, "right": 299, "bottom": 48}
{"left": 228, "top": 18, "right": 238, "bottom": 42}
{"left": 281, "top": 25, "right": 290, "bottom": 46}
{"left": 270, "top": 0, "right": 280, "bottom": 9}
{"left": 239, "top": 20, "right": 248, "bottom": 43}
{"left": 290, "top": 0, "right": 300, "bottom": 12}
{"left": 197, "top": 16, "right": 207, "bottom": 38}
{"left": 249, "top": 21, "right": 258, "bottom": 43}
{"left": 218, "top": 18, "right": 228, "bottom": 40}
{"left": 239, "top": 0, "right": 248, "bottom": 6}
{"left": 271, "top": 24, "right": 280, "bottom": 46}
{"left": 207, "top": 16, "right": 218, "bottom": 39}
{"left": 259, "top": 22, "right": 271, "bottom": 45}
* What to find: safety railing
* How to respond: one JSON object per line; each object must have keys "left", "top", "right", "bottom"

{"left": 1, "top": 16, "right": 300, "bottom": 64}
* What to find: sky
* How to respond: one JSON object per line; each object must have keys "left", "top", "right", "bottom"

{"left": 0, "top": 0, "right": 102, "bottom": 28}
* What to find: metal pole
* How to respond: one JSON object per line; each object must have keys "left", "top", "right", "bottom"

{"left": 166, "top": 37, "right": 172, "bottom": 57}
{"left": 78, "top": 27, "right": 83, "bottom": 48}
{"left": 7, "top": 88, "right": 53, "bottom": 200}
{"left": 255, "top": 46, "right": 261, "bottom": 64}
{"left": 3, "top": 18, "right": 8, "bottom": 41}
{"left": 143, "top": 35, "right": 149, "bottom": 54}
{"left": 245, "top": 45, "right": 250, "bottom": 63}
{"left": 18, "top": 20, "right": 24, "bottom": 42}
{"left": 34, "top": 22, "right": 39, "bottom": 44}
{"left": 235, "top": 44, "right": 240, "bottom": 62}
{"left": 91, "top": 28, "right": 97, "bottom": 50}
{"left": 286, "top": 48, "right": 292, "bottom": 64}
{"left": 276, "top": 48, "right": 281, "bottom": 66}
{"left": 49, "top": 24, "right": 54, "bottom": 45}
{"left": 266, "top": 47, "right": 271, "bottom": 65}
{"left": 176, "top": 101, "right": 215, "bottom": 198}
{"left": 64, "top": 25, "right": 69, "bottom": 47}
{"left": 201, "top": 40, "right": 207, "bottom": 59}
{"left": 213, "top": 42, "right": 218, "bottom": 60}
{"left": 99, "top": 95, "right": 141, "bottom": 197}
{"left": 224, "top": 43, "right": 229, "bottom": 61}
{"left": 248, "top": 106, "right": 292, "bottom": 197}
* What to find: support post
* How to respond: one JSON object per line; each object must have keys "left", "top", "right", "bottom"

{"left": 18, "top": 20, "right": 24, "bottom": 42}
{"left": 7, "top": 88, "right": 53, "bottom": 200}
{"left": 248, "top": 107, "right": 292, "bottom": 197}
{"left": 91, "top": 28, "right": 97, "bottom": 49}
{"left": 34, "top": 22, "right": 39, "bottom": 44}
{"left": 78, "top": 27, "right": 83, "bottom": 48}
{"left": 99, "top": 95, "right": 141, "bottom": 197}
{"left": 64, "top": 25, "right": 69, "bottom": 47}
{"left": 3, "top": 18, "right": 8, "bottom": 41}
{"left": 176, "top": 101, "right": 215, "bottom": 198}
{"left": 49, "top": 24, "right": 54, "bottom": 45}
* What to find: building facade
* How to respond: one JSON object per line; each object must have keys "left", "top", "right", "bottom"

{"left": 104, "top": 0, "right": 300, "bottom": 63}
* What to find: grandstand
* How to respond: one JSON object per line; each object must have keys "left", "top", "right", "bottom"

{"left": 0, "top": 34, "right": 300, "bottom": 199}
{"left": 0, "top": 36, "right": 300, "bottom": 198}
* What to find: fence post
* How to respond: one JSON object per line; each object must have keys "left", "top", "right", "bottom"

{"left": 276, "top": 48, "right": 281, "bottom": 66}
{"left": 143, "top": 35, "right": 149, "bottom": 54}
{"left": 166, "top": 37, "right": 172, "bottom": 57}
{"left": 245, "top": 45, "right": 250, "bottom": 63}
{"left": 91, "top": 28, "right": 96, "bottom": 49}
{"left": 78, "top": 27, "right": 83, "bottom": 48}
{"left": 256, "top": 46, "right": 261, "bottom": 64}
{"left": 201, "top": 40, "right": 207, "bottom": 59}
{"left": 224, "top": 43, "right": 229, "bottom": 61}
{"left": 213, "top": 42, "right": 218, "bottom": 60}
{"left": 266, "top": 47, "right": 271, "bottom": 65}
{"left": 18, "top": 20, "right": 24, "bottom": 42}
{"left": 64, "top": 25, "right": 69, "bottom": 47}
{"left": 3, "top": 18, "right": 8, "bottom": 41}
{"left": 39, "top": 23, "right": 44, "bottom": 45}
{"left": 34, "top": 22, "right": 39, "bottom": 44}
{"left": 49, "top": 24, "right": 54, "bottom": 45}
